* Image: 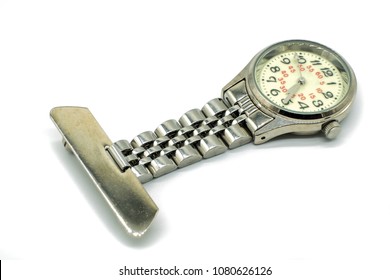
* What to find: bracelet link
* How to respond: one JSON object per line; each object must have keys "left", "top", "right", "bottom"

{"left": 172, "top": 145, "right": 202, "bottom": 168}
{"left": 110, "top": 98, "right": 253, "bottom": 183}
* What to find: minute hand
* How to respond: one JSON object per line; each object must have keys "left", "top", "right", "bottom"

{"left": 282, "top": 79, "right": 304, "bottom": 104}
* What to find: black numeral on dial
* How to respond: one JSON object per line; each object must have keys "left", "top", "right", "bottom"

{"left": 280, "top": 58, "right": 291, "bottom": 64}
{"left": 311, "top": 60, "right": 322, "bottom": 65}
{"left": 321, "top": 68, "right": 334, "bottom": 77}
{"left": 298, "top": 101, "right": 309, "bottom": 110}
{"left": 266, "top": 76, "right": 277, "bottom": 82}
{"left": 297, "top": 55, "right": 306, "bottom": 64}
{"left": 313, "top": 100, "right": 324, "bottom": 107}
{"left": 321, "top": 91, "right": 334, "bottom": 99}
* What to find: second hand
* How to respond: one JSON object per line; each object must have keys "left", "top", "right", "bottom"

{"left": 282, "top": 54, "right": 306, "bottom": 104}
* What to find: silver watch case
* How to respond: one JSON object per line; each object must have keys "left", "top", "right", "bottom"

{"left": 222, "top": 40, "right": 357, "bottom": 144}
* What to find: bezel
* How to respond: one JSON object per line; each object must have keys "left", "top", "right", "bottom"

{"left": 247, "top": 40, "right": 356, "bottom": 122}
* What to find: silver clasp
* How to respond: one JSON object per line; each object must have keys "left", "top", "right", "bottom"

{"left": 50, "top": 107, "right": 158, "bottom": 237}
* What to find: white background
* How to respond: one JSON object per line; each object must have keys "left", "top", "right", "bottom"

{"left": 1, "top": 0, "right": 389, "bottom": 279}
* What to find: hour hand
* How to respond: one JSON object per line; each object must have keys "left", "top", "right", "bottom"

{"left": 282, "top": 78, "right": 305, "bottom": 104}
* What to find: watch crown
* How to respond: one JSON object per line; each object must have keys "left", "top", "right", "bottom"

{"left": 322, "top": 120, "right": 341, "bottom": 139}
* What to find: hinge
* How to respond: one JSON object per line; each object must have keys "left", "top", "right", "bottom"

{"left": 106, "top": 144, "right": 130, "bottom": 172}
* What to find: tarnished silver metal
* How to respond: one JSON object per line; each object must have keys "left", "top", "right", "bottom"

{"left": 110, "top": 98, "right": 252, "bottom": 183}
{"left": 149, "top": 156, "right": 177, "bottom": 177}
{"left": 197, "top": 135, "right": 227, "bottom": 158}
{"left": 222, "top": 40, "right": 357, "bottom": 144}
{"left": 50, "top": 107, "right": 158, "bottom": 237}
{"left": 131, "top": 165, "right": 153, "bottom": 184}
{"left": 155, "top": 119, "right": 182, "bottom": 137}
{"left": 114, "top": 139, "right": 132, "bottom": 154}
{"left": 50, "top": 40, "right": 356, "bottom": 237}
{"left": 131, "top": 131, "right": 156, "bottom": 148}
{"left": 179, "top": 109, "right": 205, "bottom": 127}
{"left": 172, "top": 146, "right": 202, "bottom": 167}
{"left": 322, "top": 120, "right": 342, "bottom": 139}
{"left": 222, "top": 123, "right": 252, "bottom": 149}
{"left": 202, "top": 98, "right": 228, "bottom": 117}
{"left": 106, "top": 145, "right": 130, "bottom": 171}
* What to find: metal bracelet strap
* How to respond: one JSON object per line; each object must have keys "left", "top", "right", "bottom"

{"left": 107, "top": 98, "right": 253, "bottom": 183}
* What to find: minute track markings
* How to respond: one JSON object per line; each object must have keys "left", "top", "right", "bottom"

{"left": 257, "top": 50, "right": 345, "bottom": 114}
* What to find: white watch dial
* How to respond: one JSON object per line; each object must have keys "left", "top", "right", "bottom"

{"left": 254, "top": 41, "right": 351, "bottom": 116}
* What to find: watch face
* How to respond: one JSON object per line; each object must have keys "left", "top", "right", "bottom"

{"left": 253, "top": 40, "right": 354, "bottom": 118}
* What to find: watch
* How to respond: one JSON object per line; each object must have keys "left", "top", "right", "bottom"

{"left": 50, "top": 39, "right": 357, "bottom": 237}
